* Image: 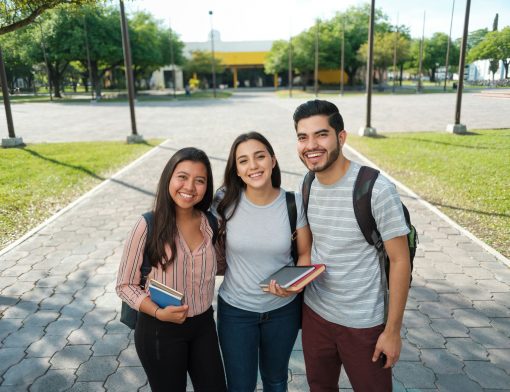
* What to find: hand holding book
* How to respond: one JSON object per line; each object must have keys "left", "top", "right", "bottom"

{"left": 260, "top": 264, "right": 326, "bottom": 296}
{"left": 148, "top": 279, "right": 188, "bottom": 324}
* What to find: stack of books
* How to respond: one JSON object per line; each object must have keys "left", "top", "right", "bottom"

{"left": 259, "top": 264, "right": 326, "bottom": 292}
{"left": 148, "top": 279, "right": 184, "bottom": 307}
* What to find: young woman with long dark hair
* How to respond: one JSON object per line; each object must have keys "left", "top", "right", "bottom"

{"left": 116, "top": 147, "right": 226, "bottom": 392}
{"left": 215, "top": 132, "right": 312, "bottom": 392}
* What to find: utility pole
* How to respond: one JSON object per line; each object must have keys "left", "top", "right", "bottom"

{"left": 340, "top": 16, "right": 345, "bottom": 96}
{"left": 209, "top": 11, "right": 217, "bottom": 98}
{"left": 314, "top": 19, "right": 319, "bottom": 97}
{"left": 38, "top": 22, "right": 52, "bottom": 101}
{"left": 447, "top": 0, "right": 470, "bottom": 134}
{"left": 444, "top": 0, "right": 455, "bottom": 91}
{"left": 119, "top": 0, "right": 141, "bottom": 142}
{"left": 359, "top": 0, "right": 376, "bottom": 136}
{"left": 288, "top": 38, "right": 293, "bottom": 98}
{"left": 392, "top": 13, "right": 399, "bottom": 94}
{"left": 418, "top": 11, "right": 426, "bottom": 93}
{"left": 169, "top": 19, "right": 177, "bottom": 98}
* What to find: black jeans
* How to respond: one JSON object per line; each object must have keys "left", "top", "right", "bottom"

{"left": 135, "top": 307, "right": 227, "bottom": 392}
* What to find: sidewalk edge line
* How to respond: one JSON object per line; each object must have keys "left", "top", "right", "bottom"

{"left": 344, "top": 143, "right": 510, "bottom": 267}
{"left": 0, "top": 139, "right": 170, "bottom": 258}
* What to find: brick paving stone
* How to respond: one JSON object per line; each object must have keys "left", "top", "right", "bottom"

{"left": 50, "top": 345, "right": 92, "bottom": 369}
{"left": 473, "top": 301, "right": 510, "bottom": 318}
{"left": 425, "top": 279, "right": 459, "bottom": 293}
{"left": 2, "top": 357, "right": 50, "bottom": 386}
{"left": 68, "top": 324, "right": 105, "bottom": 345}
{"left": 40, "top": 293, "right": 74, "bottom": 310}
{"left": 30, "top": 369, "right": 76, "bottom": 392}
{"left": 409, "top": 286, "right": 439, "bottom": 302}
{"left": 18, "top": 270, "right": 48, "bottom": 282}
{"left": 400, "top": 339, "right": 421, "bottom": 361}
{"left": 406, "top": 326, "right": 445, "bottom": 348}
{"left": 393, "top": 361, "right": 436, "bottom": 389}
{"left": 419, "top": 302, "right": 453, "bottom": 319}
{"left": 60, "top": 300, "right": 95, "bottom": 319}
{"left": 487, "top": 349, "right": 510, "bottom": 375}
{"left": 82, "top": 309, "right": 116, "bottom": 325}
{"left": 76, "top": 356, "right": 118, "bottom": 382}
{"left": 435, "top": 374, "right": 483, "bottom": 392}
{"left": 2, "top": 281, "right": 36, "bottom": 296}
{"left": 45, "top": 318, "right": 82, "bottom": 336}
{"left": 27, "top": 334, "right": 67, "bottom": 358}
{"left": 118, "top": 344, "right": 141, "bottom": 367}
{"left": 438, "top": 293, "right": 473, "bottom": 309}
{"left": 0, "top": 348, "right": 25, "bottom": 374}
{"left": 91, "top": 334, "right": 129, "bottom": 356}
{"left": 23, "top": 310, "right": 60, "bottom": 327}
{"left": 469, "top": 327, "right": 510, "bottom": 349}
{"left": 463, "top": 361, "right": 510, "bottom": 389}
{"left": 420, "top": 349, "right": 464, "bottom": 374}
{"left": 104, "top": 366, "right": 147, "bottom": 391}
{"left": 493, "top": 292, "right": 510, "bottom": 308}
{"left": 490, "top": 318, "right": 510, "bottom": 337}
{"left": 2, "top": 300, "right": 38, "bottom": 319}
{"left": 453, "top": 309, "right": 491, "bottom": 327}
{"left": 476, "top": 279, "right": 510, "bottom": 293}
{"left": 430, "top": 319, "right": 469, "bottom": 338}
{"left": 3, "top": 325, "right": 45, "bottom": 347}
{"left": 66, "top": 382, "right": 106, "bottom": 392}
{"left": 446, "top": 338, "right": 488, "bottom": 360}
{"left": 403, "top": 310, "right": 432, "bottom": 326}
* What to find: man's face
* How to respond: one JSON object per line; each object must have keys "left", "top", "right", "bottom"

{"left": 296, "top": 115, "right": 344, "bottom": 173}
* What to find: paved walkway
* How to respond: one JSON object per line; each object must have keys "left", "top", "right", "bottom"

{"left": 1, "top": 94, "right": 510, "bottom": 391}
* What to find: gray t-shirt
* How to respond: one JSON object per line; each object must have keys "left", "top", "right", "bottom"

{"left": 303, "top": 161, "right": 409, "bottom": 328}
{"left": 218, "top": 188, "right": 308, "bottom": 312}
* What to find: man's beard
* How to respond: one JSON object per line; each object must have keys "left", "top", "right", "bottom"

{"left": 301, "top": 139, "right": 340, "bottom": 173}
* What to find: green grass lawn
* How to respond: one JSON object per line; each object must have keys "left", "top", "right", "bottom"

{"left": 1, "top": 90, "right": 231, "bottom": 104}
{"left": 347, "top": 129, "right": 510, "bottom": 258}
{"left": 0, "top": 140, "right": 162, "bottom": 249}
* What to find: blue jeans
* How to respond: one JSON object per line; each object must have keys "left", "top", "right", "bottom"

{"left": 217, "top": 295, "right": 301, "bottom": 392}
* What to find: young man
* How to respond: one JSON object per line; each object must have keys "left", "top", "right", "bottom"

{"left": 294, "top": 100, "right": 410, "bottom": 391}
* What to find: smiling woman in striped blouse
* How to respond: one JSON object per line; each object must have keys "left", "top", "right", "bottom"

{"left": 116, "top": 147, "right": 226, "bottom": 392}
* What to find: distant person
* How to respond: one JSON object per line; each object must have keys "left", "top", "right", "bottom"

{"left": 293, "top": 100, "right": 410, "bottom": 391}
{"left": 116, "top": 147, "right": 226, "bottom": 392}
{"left": 214, "top": 132, "right": 312, "bottom": 392}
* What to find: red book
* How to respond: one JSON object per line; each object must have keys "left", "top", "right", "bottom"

{"left": 261, "top": 264, "right": 326, "bottom": 292}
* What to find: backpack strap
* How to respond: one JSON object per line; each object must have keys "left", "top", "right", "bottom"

{"left": 205, "top": 210, "right": 219, "bottom": 245}
{"left": 353, "top": 166, "right": 389, "bottom": 321}
{"left": 140, "top": 211, "right": 154, "bottom": 289}
{"left": 301, "top": 171, "right": 316, "bottom": 216}
{"left": 285, "top": 191, "right": 298, "bottom": 265}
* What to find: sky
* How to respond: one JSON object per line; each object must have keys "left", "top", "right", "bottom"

{"left": 125, "top": 0, "right": 509, "bottom": 43}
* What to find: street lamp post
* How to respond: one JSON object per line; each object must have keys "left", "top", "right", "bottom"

{"left": 359, "top": 0, "right": 377, "bottom": 136}
{"left": 82, "top": 14, "right": 95, "bottom": 101}
{"left": 340, "top": 16, "right": 345, "bottom": 96}
{"left": 447, "top": 0, "right": 470, "bottom": 134}
{"left": 392, "top": 13, "right": 399, "bottom": 94}
{"left": 169, "top": 20, "right": 177, "bottom": 98}
{"left": 119, "top": 0, "right": 141, "bottom": 142}
{"left": 314, "top": 19, "right": 319, "bottom": 97}
{"left": 417, "top": 11, "right": 426, "bottom": 93}
{"left": 209, "top": 11, "right": 217, "bottom": 98}
{"left": 288, "top": 38, "right": 293, "bottom": 98}
{"left": 444, "top": 0, "right": 456, "bottom": 91}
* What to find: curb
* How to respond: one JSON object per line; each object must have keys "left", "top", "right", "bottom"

{"left": 344, "top": 143, "right": 510, "bottom": 267}
{"left": 0, "top": 139, "right": 170, "bottom": 258}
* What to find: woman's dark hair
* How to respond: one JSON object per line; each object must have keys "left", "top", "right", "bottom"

{"left": 147, "top": 147, "right": 213, "bottom": 268}
{"left": 216, "top": 132, "right": 281, "bottom": 243}
{"left": 293, "top": 99, "right": 344, "bottom": 135}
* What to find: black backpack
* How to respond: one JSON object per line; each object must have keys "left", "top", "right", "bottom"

{"left": 120, "top": 210, "right": 219, "bottom": 329}
{"left": 301, "top": 166, "right": 418, "bottom": 319}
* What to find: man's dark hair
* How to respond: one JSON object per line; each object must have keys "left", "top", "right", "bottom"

{"left": 293, "top": 100, "right": 344, "bottom": 135}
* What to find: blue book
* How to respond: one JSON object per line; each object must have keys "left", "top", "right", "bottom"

{"left": 148, "top": 279, "right": 184, "bottom": 308}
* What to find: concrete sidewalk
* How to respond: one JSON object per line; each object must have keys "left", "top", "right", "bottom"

{"left": 1, "top": 137, "right": 509, "bottom": 391}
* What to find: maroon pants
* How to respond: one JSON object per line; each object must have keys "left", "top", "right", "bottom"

{"left": 302, "top": 304, "right": 392, "bottom": 392}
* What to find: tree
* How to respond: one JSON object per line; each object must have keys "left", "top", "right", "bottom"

{"left": 357, "top": 31, "right": 410, "bottom": 84}
{"left": 410, "top": 32, "right": 460, "bottom": 82}
{"left": 468, "top": 27, "right": 510, "bottom": 80}
{"left": 183, "top": 50, "right": 224, "bottom": 87}
{"left": 129, "top": 12, "right": 184, "bottom": 89}
{"left": 0, "top": 0, "right": 99, "bottom": 35}
{"left": 264, "top": 40, "right": 289, "bottom": 75}
{"left": 0, "top": 26, "right": 35, "bottom": 90}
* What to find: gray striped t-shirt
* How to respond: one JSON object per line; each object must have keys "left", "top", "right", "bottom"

{"left": 303, "top": 161, "right": 409, "bottom": 328}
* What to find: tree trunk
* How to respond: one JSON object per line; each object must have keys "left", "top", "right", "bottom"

{"left": 90, "top": 61, "right": 102, "bottom": 99}
{"left": 503, "top": 60, "right": 509, "bottom": 79}
{"left": 430, "top": 68, "right": 436, "bottom": 83}
{"left": 399, "top": 63, "right": 403, "bottom": 86}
